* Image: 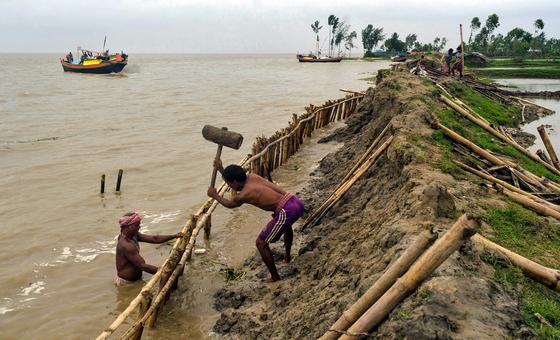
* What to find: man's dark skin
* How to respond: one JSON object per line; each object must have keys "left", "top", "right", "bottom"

{"left": 207, "top": 160, "right": 292, "bottom": 282}
{"left": 116, "top": 221, "right": 184, "bottom": 282}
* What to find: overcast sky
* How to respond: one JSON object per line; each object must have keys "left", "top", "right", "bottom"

{"left": 0, "top": 0, "right": 558, "bottom": 53}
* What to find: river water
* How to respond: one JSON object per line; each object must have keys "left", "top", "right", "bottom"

{"left": 495, "top": 78, "right": 560, "bottom": 152}
{"left": 0, "top": 54, "right": 389, "bottom": 339}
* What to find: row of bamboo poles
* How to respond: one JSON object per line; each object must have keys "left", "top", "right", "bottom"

{"left": 96, "top": 92, "right": 365, "bottom": 340}
{"left": 247, "top": 94, "right": 363, "bottom": 177}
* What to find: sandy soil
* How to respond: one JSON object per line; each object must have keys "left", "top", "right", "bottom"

{"left": 211, "top": 73, "right": 540, "bottom": 339}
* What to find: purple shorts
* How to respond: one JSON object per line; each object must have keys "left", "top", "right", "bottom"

{"left": 259, "top": 193, "right": 304, "bottom": 243}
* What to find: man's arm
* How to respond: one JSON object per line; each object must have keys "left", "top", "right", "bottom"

{"left": 123, "top": 243, "right": 158, "bottom": 274}
{"left": 137, "top": 232, "right": 184, "bottom": 244}
{"left": 207, "top": 187, "right": 244, "bottom": 209}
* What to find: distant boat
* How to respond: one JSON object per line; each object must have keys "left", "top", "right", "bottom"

{"left": 297, "top": 54, "right": 342, "bottom": 63}
{"left": 60, "top": 50, "right": 128, "bottom": 74}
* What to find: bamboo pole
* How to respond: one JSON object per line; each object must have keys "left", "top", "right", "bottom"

{"left": 440, "top": 95, "right": 560, "bottom": 177}
{"left": 339, "top": 214, "right": 480, "bottom": 339}
{"left": 455, "top": 161, "right": 560, "bottom": 213}
{"left": 537, "top": 125, "right": 560, "bottom": 170}
{"left": 459, "top": 24, "right": 465, "bottom": 71}
{"left": 473, "top": 234, "right": 560, "bottom": 292}
{"left": 320, "top": 229, "right": 438, "bottom": 340}
{"left": 500, "top": 187, "right": 560, "bottom": 222}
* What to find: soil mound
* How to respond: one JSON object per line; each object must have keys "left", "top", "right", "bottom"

{"left": 212, "top": 73, "right": 535, "bottom": 339}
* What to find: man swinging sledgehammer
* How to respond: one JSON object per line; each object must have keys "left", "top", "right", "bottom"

{"left": 207, "top": 161, "right": 304, "bottom": 282}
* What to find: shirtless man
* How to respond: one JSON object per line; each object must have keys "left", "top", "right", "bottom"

{"left": 115, "top": 212, "right": 184, "bottom": 286}
{"left": 207, "top": 161, "right": 304, "bottom": 282}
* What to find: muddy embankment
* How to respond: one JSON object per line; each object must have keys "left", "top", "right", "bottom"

{"left": 212, "top": 71, "right": 558, "bottom": 339}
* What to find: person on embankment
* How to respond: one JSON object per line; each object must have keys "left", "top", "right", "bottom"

{"left": 207, "top": 160, "right": 304, "bottom": 283}
{"left": 115, "top": 212, "right": 184, "bottom": 286}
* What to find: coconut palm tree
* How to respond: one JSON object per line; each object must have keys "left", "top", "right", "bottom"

{"left": 328, "top": 15, "right": 339, "bottom": 56}
{"left": 469, "top": 17, "right": 481, "bottom": 44}
{"left": 311, "top": 20, "right": 322, "bottom": 57}
{"left": 345, "top": 31, "right": 357, "bottom": 57}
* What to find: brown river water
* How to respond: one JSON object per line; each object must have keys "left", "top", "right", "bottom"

{"left": 0, "top": 54, "right": 390, "bottom": 339}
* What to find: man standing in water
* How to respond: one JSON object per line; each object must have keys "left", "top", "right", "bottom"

{"left": 207, "top": 161, "right": 304, "bottom": 282}
{"left": 115, "top": 212, "right": 184, "bottom": 286}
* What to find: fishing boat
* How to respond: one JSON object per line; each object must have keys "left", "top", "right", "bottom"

{"left": 61, "top": 51, "right": 128, "bottom": 74}
{"left": 390, "top": 54, "right": 407, "bottom": 62}
{"left": 296, "top": 54, "right": 342, "bottom": 63}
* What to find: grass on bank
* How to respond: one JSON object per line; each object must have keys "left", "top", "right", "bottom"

{"left": 468, "top": 58, "right": 560, "bottom": 79}
{"left": 481, "top": 201, "right": 560, "bottom": 339}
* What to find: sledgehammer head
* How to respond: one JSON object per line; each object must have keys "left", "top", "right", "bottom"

{"left": 202, "top": 125, "right": 243, "bottom": 150}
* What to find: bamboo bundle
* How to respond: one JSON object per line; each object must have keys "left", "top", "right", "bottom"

{"left": 440, "top": 95, "right": 560, "bottom": 177}
{"left": 301, "top": 135, "right": 394, "bottom": 231}
{"left": 537, "top": 125, "right": 560, "bottom": 170}
{"left": 300, "top": 125, "right": 390, "bottom": 230}
{"left": 473, "top": 234, "right": 560, "bottom": 292}
{"left": 455, "top": 161, "right": 560, "bottom": 213}
{"left": 339, "top": 214, "right": 480, "bottom": 339}
{"left": 320, "top": 229, "right": 437, "bottom": 340}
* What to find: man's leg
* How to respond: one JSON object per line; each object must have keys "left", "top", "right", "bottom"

{"left": 283, "top": 226, "right": 293, "bottom": 264}
{"left": 256, "top": 237, "right": 281, "bottom": 282}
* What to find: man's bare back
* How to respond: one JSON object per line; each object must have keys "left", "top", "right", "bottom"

{"left": 207, "top": 162, "right": 304, "bottom": 282}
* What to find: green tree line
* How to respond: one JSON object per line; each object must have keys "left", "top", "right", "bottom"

{"left": 310, "top": 14, "right": 559, "bottom": 59}
{"left": 467, "top": 14, "right": 559, "bottom": 59}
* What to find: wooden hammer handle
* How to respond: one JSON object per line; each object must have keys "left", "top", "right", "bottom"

{"left": 210, "top": 144, "right": 223, "bottom": 188}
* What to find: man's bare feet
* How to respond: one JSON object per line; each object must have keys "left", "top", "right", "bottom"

{"left": 262, "top": 276, "right": 281, "bottom": 283}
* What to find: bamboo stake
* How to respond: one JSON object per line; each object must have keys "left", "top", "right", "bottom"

{"left": 320, "top": 229, "right": 438, "bottom": 340}
{"left": 455, "top": 161, "right": 560, "bottom": 212}
{"left": 340, "top": 214, "right": 480, "bottom": 339}
{"left": 473, "top": 234, "right": 560, "bottom": 292}
{"left": 459, "top": 24, "right": 465, "bottom": 72}
{"left": 537, "top": 125, "right": 560, "bottom": 170}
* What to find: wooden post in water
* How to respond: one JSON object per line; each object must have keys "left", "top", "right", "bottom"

{"left": 100, "top": 174, "right": 105, "bottom": 194}
{"left": 116, "top": 169, "right": 124, "bottom": 192}
{"left": 537, "top": 125, "right": 560, "bottom": 170}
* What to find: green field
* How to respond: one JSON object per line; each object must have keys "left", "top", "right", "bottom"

{"left": 469, "top": 58, "right": 560, "bottom": 79}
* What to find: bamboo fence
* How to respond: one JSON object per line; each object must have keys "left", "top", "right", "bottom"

{"left": 96, "top": 92, "right": 365, "bottom": 339}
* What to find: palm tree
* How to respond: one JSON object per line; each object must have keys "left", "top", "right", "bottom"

{"left": 311, "top": 20, "right": 322, "bottom": 57}
{"left": 328, "top": 15, "right": 339, "bottom": 56}
{"left": 334, "top": 22, "right": 350, "bottom": 55}
{"left": 345, "top": 31, "right": 357, "bottom": 57}
{"left": 469, "top": 17, "right": 481, "bottom": 44}
{"left": 534, "top": 19, "right": 544, "bottom": 34}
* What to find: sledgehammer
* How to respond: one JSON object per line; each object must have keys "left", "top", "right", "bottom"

{"left": 202, "top": 125, "right": 244, "bottom": 188}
